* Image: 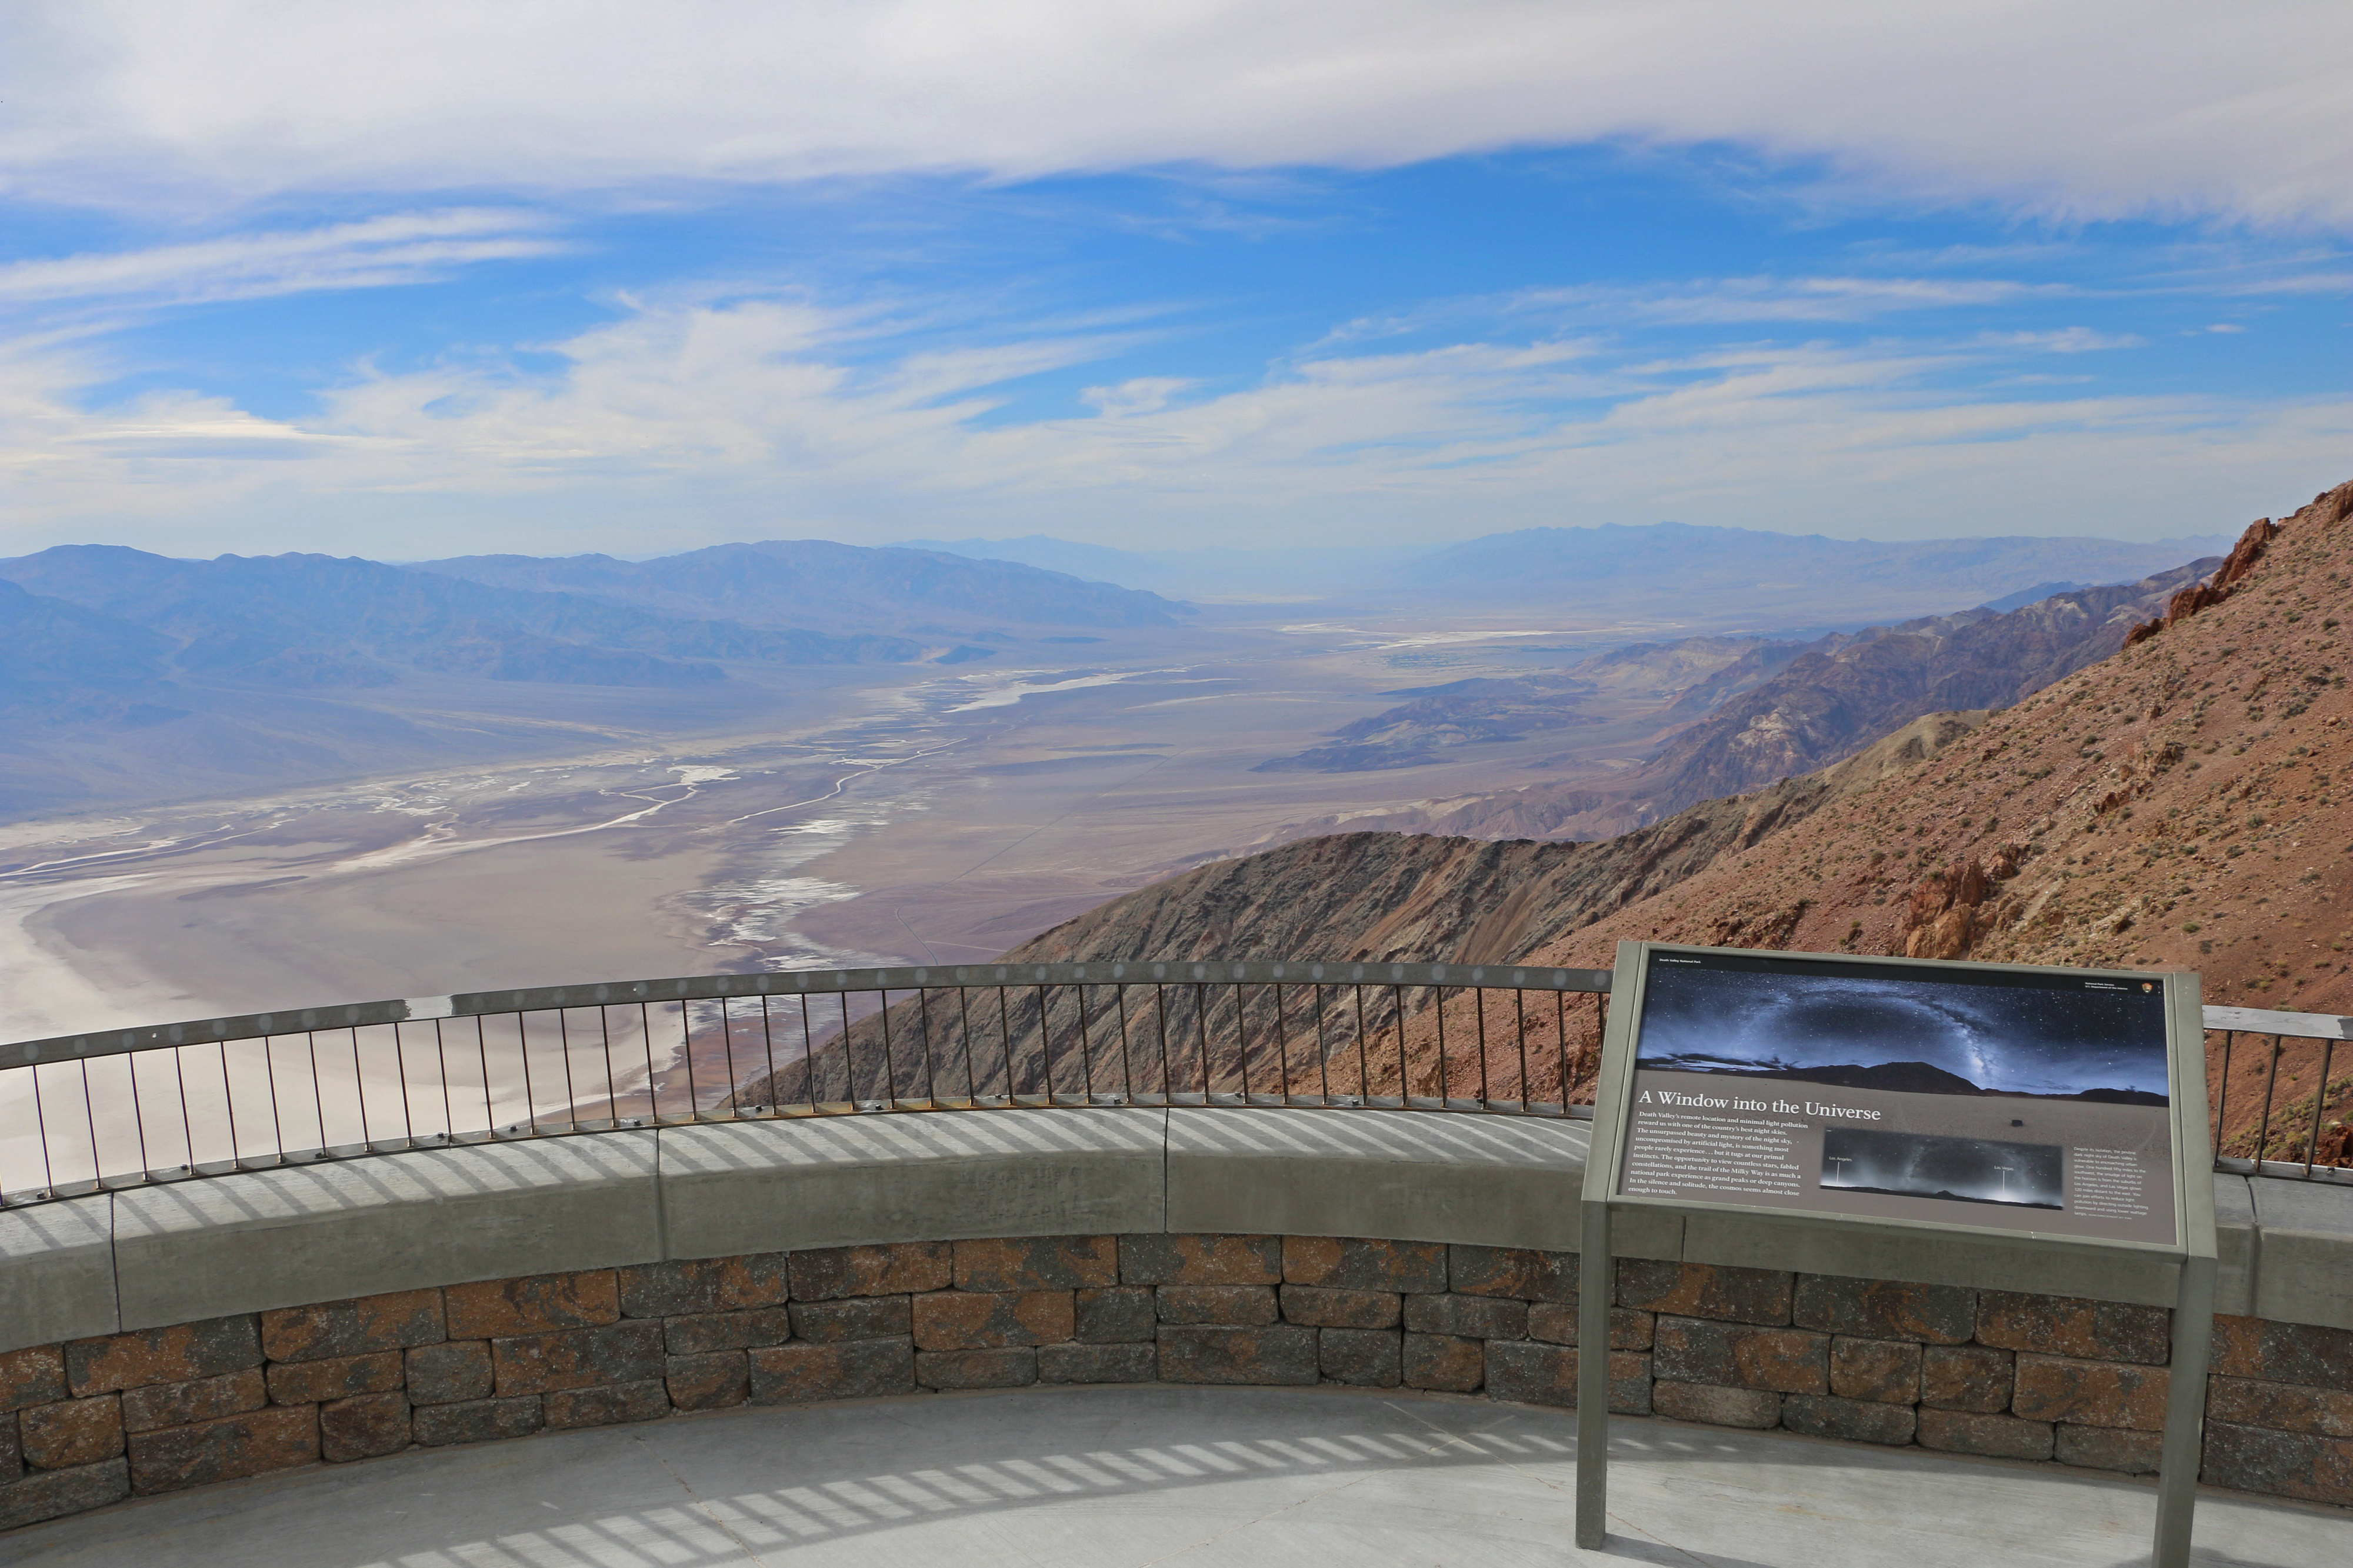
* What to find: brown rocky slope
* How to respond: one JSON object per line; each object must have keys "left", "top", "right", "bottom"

{"left": 1004, "top": 480, "right": 2353, "bottom": 1162}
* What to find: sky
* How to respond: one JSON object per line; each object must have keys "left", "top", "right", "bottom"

{"left": 2, "top": 3, "right": 2349, "bottom": 561}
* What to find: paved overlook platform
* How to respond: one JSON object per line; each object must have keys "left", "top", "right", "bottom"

{"left": 5, "top": 1384, "right": 2342, "bottom": 1568}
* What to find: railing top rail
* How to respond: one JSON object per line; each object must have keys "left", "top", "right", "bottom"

{"left": 2203, "top": 1004, "right": 2353, "bottom": 1041}
{"left": 1, "top": 959, "right": 1618, "bottom": 1070}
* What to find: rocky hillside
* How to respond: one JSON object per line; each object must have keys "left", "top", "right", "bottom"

{"left": 1002, "top": 480, "right": 2353, "bottom": 1162}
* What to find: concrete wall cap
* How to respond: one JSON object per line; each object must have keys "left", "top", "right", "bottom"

{"left": 1165, "top": 1106, "right": 1588, "bottom": 1167}
{"left": 660, "top": 1106, "right": 1164, "bottom": 1176}
{"left": 0, "top": 1193, "right": 117, "bottom": 1353}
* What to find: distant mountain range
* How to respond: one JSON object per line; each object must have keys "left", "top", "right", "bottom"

{"left": 0, "top": 539, "right": 1184, "bottom": 816}
{"left": 915, "top": 523, "right": 2231, "bottom": 619}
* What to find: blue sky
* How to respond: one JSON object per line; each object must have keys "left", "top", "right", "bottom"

{"left": 2, "top": 4, "right": 2348, "bottom": 559}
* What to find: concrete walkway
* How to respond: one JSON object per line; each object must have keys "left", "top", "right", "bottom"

{"left": 7, "top": 1387, "right": 2340, "bottom": 1567}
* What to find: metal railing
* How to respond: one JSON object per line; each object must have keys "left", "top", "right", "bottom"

{"left": 0, "top": 960, "right": 1611, "bottom": 1207}
{"left": 3, "top": 969, "right": 2346, "bottom": 1209}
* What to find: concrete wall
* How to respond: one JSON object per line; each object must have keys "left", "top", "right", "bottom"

{"left": 6, "top": 1109, "right": 2348, "bottom": 1353}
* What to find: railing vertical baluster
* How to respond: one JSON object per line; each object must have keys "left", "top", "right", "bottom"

{"left": 1274, "top": 983, "right": 1292, "bottom": 1103}
{"left": 516, "top": 1015, "right": 538, "bottom": 1134}
{"left": 180, "top": 1044, "right": 201, "bottom": 1170}
{"left": 1435, "top": 985, "right": 1449, "bottom": 1107}
{"left": 877, "top": 990, "right": 898, "bottom": 1107}
{"left": 349, "top": 1028, "right": 370, "bottom": 1149}
{"left": 683, "top": 1002, "right": 702, "bottom": 1117}
{"left": 1508, "top": 989, "right": 1527, "bottom": 1112}
{"left": 2305, "top": 1039, "right": 2335, "bottom": 1176}
{"left": 1312, "top": 985, "right": 1330, "bottom": 1102}
{"left": 392, "top": 1025, "right": 415, "bottom": 1146}
{"left": 77, "top": 1060, "right": 99, "bottom": 1186}
{"left": 1155, "top": 985, "right": 1172, "bottom": 1099}
{"left": 1194, "top": 983, "right": 1211, "bottom": 1098}
{"left": 475, "top": 1017, "right": 494, "bottom": 1135}
{"left": 637, "top": 1002, "right": 658, "bottom": 1122}
{"left": 2212, "top": 1030, "right": 2233, "bottom": 1155}
{"left": 556, "top": 1012, "right": 580, "bottom": 1130}
{"left": 958, "top": 987, "right": 977, "bottom": 1102}
{"left": 1554, "top": 991, "right": 1569, "bottom": 1114}
{"left": 1474, "top": 986, "right": 1489, "bottom": 1106}
{"left": 32, "top": 1067, "right": 55, "bottom": 1193}
{"left": 1235, "top": 983, "right": 1252, "bottom": 1101}
{"left": 598, "top": 1009, "right": 621, "bottom": 1126}
{"left": 719, "top": 998, "right": 741, "bottom": 1114}
{"left": 434, "top": 1020, "right": 455, "bottom": 1142}
{"left": 1034, "top": 985, "right": 1054, "bottom": 1103}
{"left": 998, "top": 986, "right": 1015, "bottom": 1103}
{"left": 301, "top": 1032, "right": 322, "bottom": 1154}
{"left": 1115, "top": 985, "right": 1135, "bottom": 1101}
{"left": 1391, "top": 984, "right": 1407, "bottom": 1103}
{"left": 2255, "top": 1035, "right": 2284, "bottom": 1169}
{"left": 129, "top": 1049, "right": 152, "bottom": 1177}
{"left": 799, "top": 995, "right": 817, "bottom": 1112}
{"left": 915, "top": 987, "right": 935, "bottom": 1105}
{"left": 1354, "top": 985, "right": 1370, "bottom": 1102}
{"left": 756, "top": 998, "right": 778, "bottom": 1114}
{"left": 838, "top": 994, "right": 854, "bottom": 1107}
{"left": 1076, "top": 983, "right": 1095, "bottom": 1102}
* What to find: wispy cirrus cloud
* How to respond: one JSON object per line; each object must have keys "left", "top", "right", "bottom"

{"left": 0, "top": 209, "right": 565, "bottom": 313}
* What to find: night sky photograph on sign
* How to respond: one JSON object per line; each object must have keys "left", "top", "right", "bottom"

{"left": 1821, "top": 1126, "right": 2065, "bottom": 1209}
{"left": 1635, "top": 954, "right": 2171, "bottom": 1104}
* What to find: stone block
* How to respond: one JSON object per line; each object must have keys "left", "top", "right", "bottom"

{"left": 66, "top": 1316, "right": 261, "bottom": 1396}
{"left": 121, "top": 1368, "right": 268, "bottom": 1434}
{"left": 2201, "top": 1420, "right": 2353, "bottom": 1506}
{"left": 1038, "top": 1343, "right": 1158, "bottom": 1384}
{"left": 788, "top": 1243, "right": 953, "bottom": 1302}
{"left": 1, "top": 1411, "right": 16, "bottom": 1483}
{"left": 1793, "top": 1276, "right": 1974, "bottom": 1345}
{"left": 0, "top": 1346, "right": 67, "bottom": 1414}
{"left": 1782, "top": 1393, "right": 1917, "bottom": 1445}
{"left": 2056, "top": 1423, "right": 2164, "bottom": 1474}
{"left": 1403, "top": 1333, "right": 1484, "bottom": 1393}
{"left": 1280, "top": 1237, "right": 1445, "bottom": 1294}
{"left": 789, "top": 1296, "right": 913, "bottom": 1344}
{"left": 1975, "top": 1291, "right": 2169, "bottom": 1365}
{"left": 2011, "top": 1355, "right": 2169, "bottom": 1430}
{"left": 1075, "top": 1287, "right": 1156, "bottom": 1343}
{"left": 1527, "top": 1303, "right": 1653, "bottom": 1349}
{"left": 914, "top": 1290, "right": 1075, "bottom": 1349}
{"left": 412, "top": 1395, "right": 543, "bottom": 1446}
{"left": 1828, "top": 1337, "right": 1920, "bottom": 1404}
{"left": 1118, "top": 1234, "right": 1282, "bottom": 1286}
{"left": 664, "top": 1307, "right": 795, "bottom": 1357}
{"left": 917, "top": 1349, "right": 1038, "bottom": 1390}
{"left": 1319, "top": 1328, "right": 1401, "bottom": 1387}
{"left": 128, "top": 1404, "right": 318, "bottom": 1493}
{"left": 1652, "top": 1317, "right": 1827, "bottom": 1394}
{"left": 544, "top": 1379, "right": 669, "bottom": 1430}
{"left": 1921, "top": 1344, "right": 2014, "bottom": 1413}
{"left": 491, "top": 1321, "right": 665, "bottom": 1397}
{"left": 1654, "top": 1381, "right": 1781, "bottom": 1430}
{"left": 1403, "top": 1294, "right": 1526, "bottom": 1340}
{"left": 2209, "top": 1314, "right": 2353, "bottom": 1394}
{"left": 1917, "top": 1407, "right": 2054, "bottom": 1462}
{"left": 21, "top": 1396, "right": 124, "bottom": 1469}
{"left": 0, "top": 1458, "right": 129, "bottom": 1531}
{"left": 1485, "top": 1342, "right": 1650, "bottom": 1414}
{"left": 319, "top": 1391, "right": 410, "bottom": 1462}
{"left": 406, "top": 1341, "right": 492, "bottom": 1406}
{"left": 1615, "top": 1262, "right": 1791, "bottom": 1326}
{"left": 1279, "top": 1286, "right": 1400, "bottom": 1329}
{"left": 444, "top": 1272, "right": 618, "bottom": 1340}
{"left": 260, "top": 1289, "right": 445, "bottom": 1363}
{"left": 616, "top": 1254, "right": 792, "bottom": 1318}
{"left": 1155, "top": 1325, "right": 1318, "bottom": 1386}
{"left": 1156, "top": 1285, "right": 1279, "bottom": 1326}
{"left": 954, "top": 1236, "right": 1118, "bottom": 1291}
{"left": 266, "top": 1352, "right": 404, "bottom": 1407}
{"left": 1447, "top": 1245, "right": 1576, "bottom": 1302}
{"left": 2204, "top": 1373, "right": 2353, "bottom": 1437}
{"left": 748, "top": 1339, "right": 915, "bottom": 1403}
{"left": 666, "top": 1352, "right": 748, "bottom": 1411}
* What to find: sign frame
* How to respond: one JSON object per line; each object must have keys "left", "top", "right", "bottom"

{"left": 1573, "top": 940, "right": 2217, "bottom": 1566}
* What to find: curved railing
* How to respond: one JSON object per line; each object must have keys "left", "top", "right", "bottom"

{"left": 3, "top": 963, "right": 2346, "bottom": 1207}
{"left": 0, "top": 960, "right": 1612, "bottom": 1206}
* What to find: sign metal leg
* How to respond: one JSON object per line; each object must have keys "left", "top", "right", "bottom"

{"left": 1575, "top": 1199, "right": 1612, "bottom": 1552}
{"left": 2151, "top": 1253, "right": 2214, "bottom": 1567}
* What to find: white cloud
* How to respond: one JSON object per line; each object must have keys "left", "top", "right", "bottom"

{"left": 3, "top": 3, "right": 2350, "bottom": 228}
{"left": 0, "top": 210, "right": 562, "bottom": 311}
{"left": 4, "top": 287, "right": 2343, "bottom": 556}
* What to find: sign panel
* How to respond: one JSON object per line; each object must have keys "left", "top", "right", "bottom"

{"left": 1611, "top": 945, "right": 2179, "bottom": 1247}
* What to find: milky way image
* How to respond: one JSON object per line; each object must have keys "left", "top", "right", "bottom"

{"left": 1822, "top": 1127, "right": 2064, "bottom": 1209}
{"left": 1637, "top": 960, "right": 2169, "bottom": 1100}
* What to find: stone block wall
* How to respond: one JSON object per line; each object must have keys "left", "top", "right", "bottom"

{"left": 4, "top": 1235, "right": 2348, "bottom": 1531}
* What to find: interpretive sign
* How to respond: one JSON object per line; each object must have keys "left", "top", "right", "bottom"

{"left": 1615, "top": 947, "right": 2178, "bottom": 1246}
{"left": 1574, "top": 942, "right": 2216, "bottom": 1568}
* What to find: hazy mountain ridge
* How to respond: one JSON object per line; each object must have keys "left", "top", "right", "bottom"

{"left": 414, "top": 540, "right": 1187, "bottom": 633}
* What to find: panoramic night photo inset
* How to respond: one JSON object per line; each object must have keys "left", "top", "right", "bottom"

{"left": 1821, "top": 1126, "right": 2064, "bottom": 1210}
{"left": 1636, "top": 954, "right": 2170, "bottom": 1103}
